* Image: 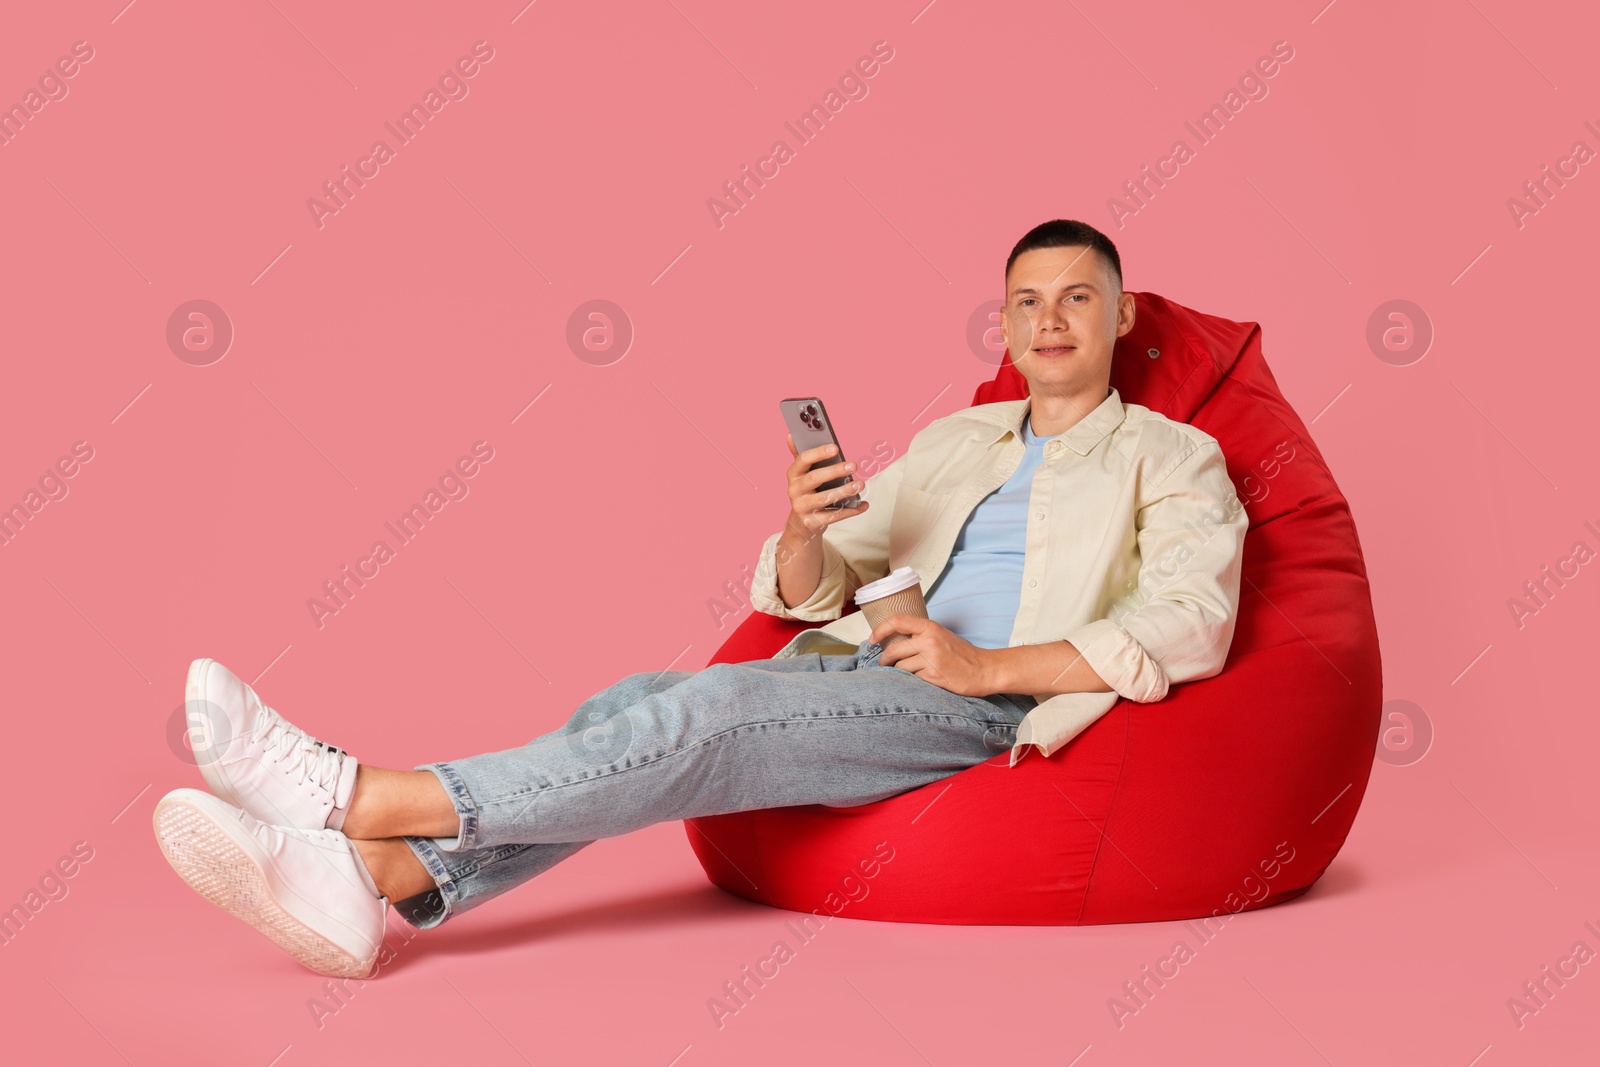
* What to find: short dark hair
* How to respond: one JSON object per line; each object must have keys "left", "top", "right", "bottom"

{"left": 1005, "top": 219, "right": 1123, "bottom": 294}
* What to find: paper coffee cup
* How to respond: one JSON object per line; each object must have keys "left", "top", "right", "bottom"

{"left": 854, "top": 566, "right": 926, "bottom": 649}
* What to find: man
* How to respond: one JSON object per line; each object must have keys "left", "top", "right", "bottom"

{"left": 152, "top": 219, "right": 1249, "bottom": 979}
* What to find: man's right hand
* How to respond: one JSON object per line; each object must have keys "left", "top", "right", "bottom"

{"left": 784, "top": 433, "right": 870, "bottom": 541}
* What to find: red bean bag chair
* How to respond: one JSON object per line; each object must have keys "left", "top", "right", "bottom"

{"left": 685, "top": 292, "right": 1382, "bottom": 924}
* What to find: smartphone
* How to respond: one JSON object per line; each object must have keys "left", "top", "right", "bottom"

{"left": 780, "top": 397, "right": 860, "bottom": 509}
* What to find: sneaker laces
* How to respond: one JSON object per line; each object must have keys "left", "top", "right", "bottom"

{"left": 251, "top": 703, "right": 344, "bottom": 793}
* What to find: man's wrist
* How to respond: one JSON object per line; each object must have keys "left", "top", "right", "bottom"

{"left": 983, "top": 645, "right": 1017, "bottom": 697}
{"left": 777, "top": 517, "right": 821, "bottom": 556}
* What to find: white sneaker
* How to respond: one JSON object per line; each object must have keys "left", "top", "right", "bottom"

{"left": 186, "top": 658, "right": 358, "bottom": 831}
{"left": 153, "top": 787, "right": 387, "bottom": 978}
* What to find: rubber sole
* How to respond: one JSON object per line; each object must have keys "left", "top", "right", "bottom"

{"left": 153, "top": 789, "right": 380, "bottom": 978}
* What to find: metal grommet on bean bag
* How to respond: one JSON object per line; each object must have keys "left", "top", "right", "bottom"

{"left": 686, "top": 292, "right": 1382, "bottom": 925}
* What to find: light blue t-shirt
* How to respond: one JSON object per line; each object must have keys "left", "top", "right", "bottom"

{"left": 922, "top": 413, "right": 1057, "bottom": 649}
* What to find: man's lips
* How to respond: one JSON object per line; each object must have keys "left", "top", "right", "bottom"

{"left": 1034, "top": 344, "right": 1076, "bottom": 356}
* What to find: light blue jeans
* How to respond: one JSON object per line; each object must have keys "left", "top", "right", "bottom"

{"left": 393, "top": 637, "right": 1037, "bottom": 929}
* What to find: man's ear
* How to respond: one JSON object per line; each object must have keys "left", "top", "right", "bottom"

{"left": 1115, "top": 291, "right": 1137, "bottom": 338}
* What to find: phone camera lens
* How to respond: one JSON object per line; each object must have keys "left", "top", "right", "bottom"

{"left": 800, "top": 403, "right": 823, "bottom": 431}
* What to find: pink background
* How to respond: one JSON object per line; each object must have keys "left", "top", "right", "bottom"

{"left": 2, "top": 0, "right": 1597, "bottom": 1063}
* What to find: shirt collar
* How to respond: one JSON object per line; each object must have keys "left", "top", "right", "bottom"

{"left": 966, "top": 385, "right": 1127, "bottom": 457}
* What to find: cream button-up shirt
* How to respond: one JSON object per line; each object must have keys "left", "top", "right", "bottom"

{"left": 749, "top": 386, "right": 1248, "bottom": 766}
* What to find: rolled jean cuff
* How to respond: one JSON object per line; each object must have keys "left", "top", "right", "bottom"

{"left": 413, "top": 761, "right": 481, "bottom": 852}
{"left": 393, "top": 833, "right": 460, "bottom": 930}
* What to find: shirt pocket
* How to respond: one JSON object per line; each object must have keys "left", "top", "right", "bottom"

{"left": 888, "top": 485, "right": 956, "bottom": 571}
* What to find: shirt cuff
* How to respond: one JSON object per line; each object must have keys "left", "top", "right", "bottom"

{"left": 748, "top": 531, "right": 847, "bottom": 623}
{"left": 1059, "top": 617, "right": 1171, "bottom": 704}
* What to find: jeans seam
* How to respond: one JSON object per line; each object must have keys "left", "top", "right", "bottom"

{"left": 396, "top": 834, "right": 459, "bottom": 929}
{"left": 475, "top": 705, "right": 1005, "bottom": 812}
{"left": 418, "top": 761, "right": 480, "bottom": 851}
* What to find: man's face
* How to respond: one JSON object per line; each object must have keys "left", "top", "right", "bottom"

{"left": 1000, "top": 245, "right": 1135, "bottom": 399}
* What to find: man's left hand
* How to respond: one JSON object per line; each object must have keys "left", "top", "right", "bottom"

{"left": 867, "top": 615, "right": 997, "bottom": 697}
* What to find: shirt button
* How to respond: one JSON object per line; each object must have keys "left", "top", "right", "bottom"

{"left": 1035, "top": 511, "right": 1045, "bottom": 521}
{"left": 1028, "top": 579, "right": 1038, "bottom": 588}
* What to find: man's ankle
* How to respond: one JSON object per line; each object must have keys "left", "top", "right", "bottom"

{"left": 351, "top": 838, "right": 392, "bottom": 900}
{"left": 354, "top": 837, "right": 436, "bottom": 902}
{"left": 336, "top": 764, "right": 372, "bottom": 838}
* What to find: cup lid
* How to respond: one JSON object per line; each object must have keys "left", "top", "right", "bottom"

{"left": 855, "top": 566, "right": 922, "bottom": 604}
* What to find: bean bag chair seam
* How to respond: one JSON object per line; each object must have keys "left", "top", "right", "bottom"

{"left": 1145, "top": 337, "right": 1215, "bottom": 416}
{"left": 1074, "top": 704, "right": 1132, "bottom": 925}
{"left": 1146, "top": 301, "right": 1241, "bottom": 409}
{"left": 1206, "top": 373, "right": 1335, "bottom": 483}
{"left": 687, "top": 817, "right": 764, "bottom": 900}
